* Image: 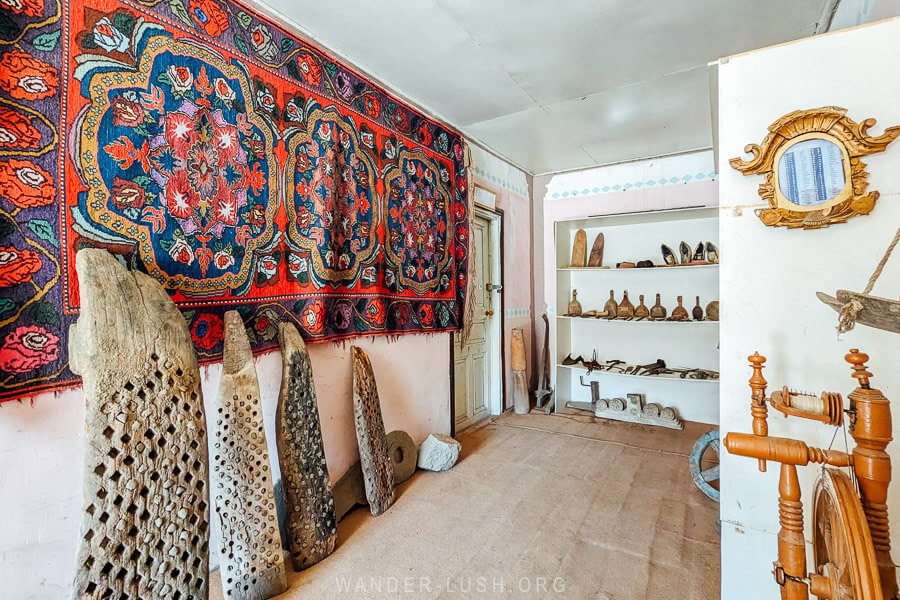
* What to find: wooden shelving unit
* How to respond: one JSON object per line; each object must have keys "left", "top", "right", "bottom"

{"left": 553, "top": 207, "right": 720, "bottom": 424}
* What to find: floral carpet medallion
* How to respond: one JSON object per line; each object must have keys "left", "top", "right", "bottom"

{"left": 79, "top": 37, "right": 278, "bottom": 294}
{"left": 0, "top": 0, "right": 469, "bottom": 401}
{"left": 285, "top": 108, "right": 378, "bottom": 287}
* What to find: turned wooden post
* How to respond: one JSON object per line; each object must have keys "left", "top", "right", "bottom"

{"left": 749, "top": 352, "right": 769, "bottom": 472}
{"left": 846, "top": 349, "right": 898, "bottom": 599}
{"left": 777, "top": 463, "right": 809, "bottom": 600}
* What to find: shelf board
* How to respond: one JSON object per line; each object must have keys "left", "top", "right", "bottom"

{"left": 556, "top": 363, "right": 719, "bottom": 383}
{"left": 556, "top": 316, "right": 718, "bottom": 325}
{"left": 557, "top": 264, "right": 718, "bottom": 272}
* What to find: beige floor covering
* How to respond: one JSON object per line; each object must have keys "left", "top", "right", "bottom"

{"left": 211, "top": 411, "right": 720, "bottom": 599}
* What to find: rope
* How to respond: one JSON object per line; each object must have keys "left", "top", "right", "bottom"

{"left": 837, "top": 299, "right": 864, "bottom": 334}
{"left": 836, "top": 227, "right": 900, "bottom": 333}
{"left": 863, "top": 227, "right": 900, "bottom": 294}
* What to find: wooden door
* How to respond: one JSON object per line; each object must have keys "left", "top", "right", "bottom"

{"left": 453, "top": 213, "right": 494, "bottom": 431}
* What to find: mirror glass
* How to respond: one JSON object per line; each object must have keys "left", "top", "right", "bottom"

{"left": 777, "top": 138, "right": 846, "bottom": 206}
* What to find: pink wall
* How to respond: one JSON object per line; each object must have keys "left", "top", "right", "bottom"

{"left": 0, "top": 335, "right": 450, "bottom": 599}
{"left": 471, "top": 172, "right": 534, "bottom": 408}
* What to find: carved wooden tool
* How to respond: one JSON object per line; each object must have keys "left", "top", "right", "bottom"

{"left": 588, "top": 232, "right": 605, "bottom": 267}
{"left": 634, "top": 295, "right": 650, "bottom": 319}
{"left": 277, "top": 322, "right": 337, "bottom": 570}
{"left": 571, "top": 229, "right": 587, "bottom": 267}
{"left": 534, "top": 314, "right": 554, "bottom": 414}
{"left": 69, "top": 249, "right": 210, "bottom": 600}
{"left": 603, "top": 290, "right": 618, "bottom": 318}
{"left": 671, "top": 295, "right": 689, "bottom": 320}
{"left": 511, "top": 328, "right": 529, "bottom": 414}
{"left": 567, "top": 289, "right": 582, "bottom": 316}
{"left": 692, "top": 296, "right": 704, "bottom": 321}
{"left": 213, "top": 311, "right": 287, "bottom": 598}
{"left": 616, "top": 291, "right": 635, "bottom": 318}
{"left": 351, "top": 346, "right": 395, "bottom": 516}
{"left": 649, "top": 293, "right": 667, "bottom": 319}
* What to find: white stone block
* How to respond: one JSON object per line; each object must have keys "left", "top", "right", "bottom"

{"left": 417, "top": 434, "right": 461, "bottom": 471}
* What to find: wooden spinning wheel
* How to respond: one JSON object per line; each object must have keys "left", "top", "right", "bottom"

{"left": 812, "top": 468, "right": 882, "bottom": 600}
{"left": 724, "top": 349, "right": 897, "bottom": 600}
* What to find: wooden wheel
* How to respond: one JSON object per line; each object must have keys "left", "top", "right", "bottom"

{"left": 812, "top": 468, "right": 883, "bottom": 600}
{"left": 689, "top": 430, "right": 720, "bottom": 502}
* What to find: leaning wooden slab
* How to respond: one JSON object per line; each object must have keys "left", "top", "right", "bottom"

{"left": 333, "top": 461, "right": 367, "bottom": 522}
{"left": 212, "top": 311, "right": 287, "bottom": 599}
{"left": 334, "top": 430, "right": 416, "bottom": 521}
{"left": 69, "top": 248, "right": 210, "bottom": 599}
{"left": 276, "top": 322, "right": 337, "bottom": 570}
{"left": 511, "top": 328, "right": 529, "bottom": 414}
{"left": 351, "top": 346, "right": 395, "bottom": 516}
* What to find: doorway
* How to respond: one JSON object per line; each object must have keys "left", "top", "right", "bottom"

{"left": 453, "top": 206, "right": 503, "bottom": 433}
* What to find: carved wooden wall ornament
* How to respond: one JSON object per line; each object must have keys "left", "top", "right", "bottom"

{"left": 69, "top": 249, "right": 210, "bottom": 600}
{"left": 276, "top": 322, "right": 337, "bottom": 570}
{"left": 730, "top": 106, "right": 900, "bottom": 229}
{"left": 212, "top": 311, "right": 287, "bottom": 599}
{"left": 351, "top": 346, "right": 395, "bottom": 516}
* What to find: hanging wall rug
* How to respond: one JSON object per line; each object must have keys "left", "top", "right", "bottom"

{"left": 0, "top": 0, "right": 470, "bottom": 401}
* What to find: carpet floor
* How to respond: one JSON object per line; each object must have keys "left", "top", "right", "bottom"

{"left": 211, "top": 411, "right": 721, "bottom": 599}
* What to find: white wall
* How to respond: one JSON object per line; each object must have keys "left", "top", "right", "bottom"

{"left": 0, "top": 335, "right": 450, "bottom": 599}
{"left": 718, "top": 18, "right": 900, "bottom": 598}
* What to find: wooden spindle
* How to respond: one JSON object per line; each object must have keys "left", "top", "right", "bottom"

{"left": 777, "top": 463, "right": 808, "bottom": 600}
{"left": 749, "top": 352, "right": 769, "bottom": 472}
{"left": 846, "top": 349, "right": 898, "bottom": 599}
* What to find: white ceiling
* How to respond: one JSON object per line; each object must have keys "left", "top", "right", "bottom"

{"left": 255, "top": 0, "right": 838, "bottom": 175}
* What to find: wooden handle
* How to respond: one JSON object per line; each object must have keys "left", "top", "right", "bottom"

{"left": 724, "top": 432, "right": 851, "bottom": 468}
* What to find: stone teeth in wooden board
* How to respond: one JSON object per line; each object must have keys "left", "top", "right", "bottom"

{"left": 69, "top": 248, "right": 210, "bottom": 600}
{"left": 276, "top": 322, "right": 337, "bottom": 570}
{"left": 351, "top": 345, "right": 395, "bottom": 516}
{"left": 212, "top": 311, "right": 287, "bottom": 599}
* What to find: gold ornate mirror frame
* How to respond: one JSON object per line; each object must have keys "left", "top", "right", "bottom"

{"left": 730, "top": 106, "right": 900, "bottom": 229}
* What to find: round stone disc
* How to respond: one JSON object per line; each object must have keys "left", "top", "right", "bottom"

{"left": 386, "top": 430, "right": 418, "bottom": 485}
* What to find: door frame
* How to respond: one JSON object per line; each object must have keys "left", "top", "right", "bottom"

{"left": 449, "top": 205, "right": 504, "bottom": 436}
